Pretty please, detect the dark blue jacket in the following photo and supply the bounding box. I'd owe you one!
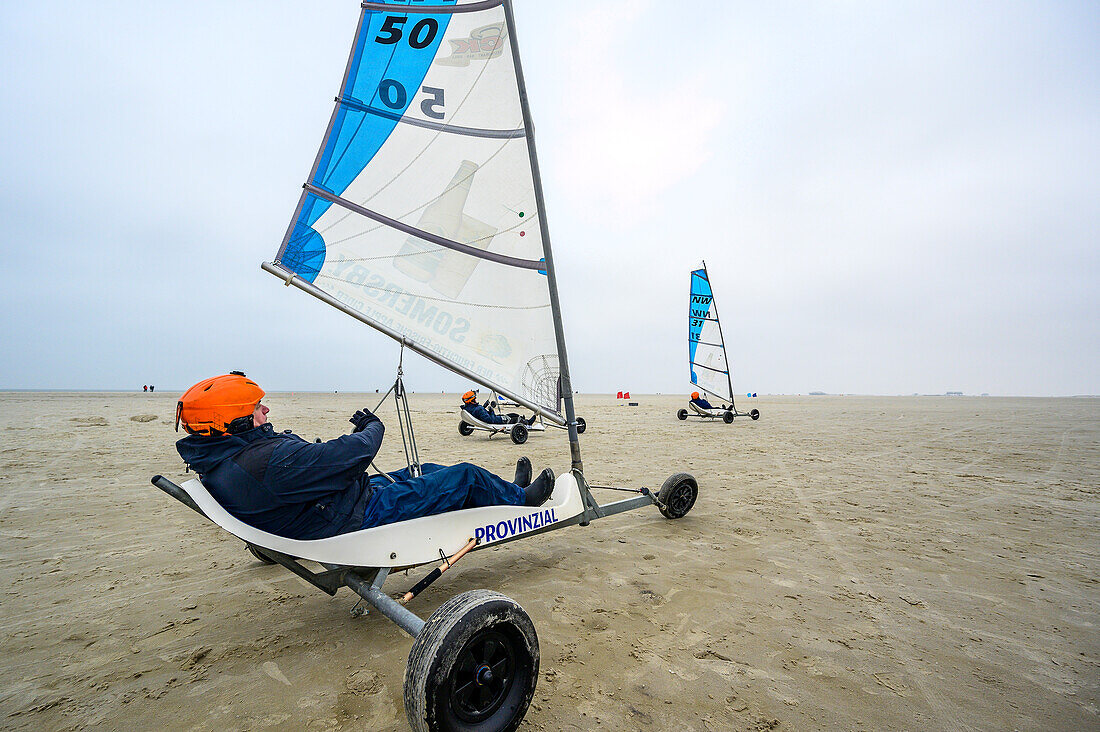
[176,420,385,540]
[690,397,715,410]
[461,402,506,425]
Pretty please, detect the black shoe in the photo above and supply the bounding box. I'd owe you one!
[514,457,532,488]
[525,415,537,426]
[524,468,555,507]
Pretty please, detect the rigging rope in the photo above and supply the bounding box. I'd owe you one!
[367,342,422,482]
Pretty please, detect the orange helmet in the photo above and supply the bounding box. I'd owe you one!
[176,372,265,436]
[691,391,700,399]
[462,390,477,404]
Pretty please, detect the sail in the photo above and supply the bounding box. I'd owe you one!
[272,0,563,418]
[688,265,734,404]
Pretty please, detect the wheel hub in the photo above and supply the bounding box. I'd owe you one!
[670,484,692,513]
[476,664,493,685]
[450,629,516,723]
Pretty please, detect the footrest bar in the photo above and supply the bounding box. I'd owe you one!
[344,571,426,638]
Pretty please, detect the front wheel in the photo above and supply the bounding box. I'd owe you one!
[657,473,698,519]
[723,411,734,424]
[458,421,474,436]
[676,409,688,421]
[404,590,539,732]
[575,417,587,434]
[750,408,760,421]
[510,423,528,445]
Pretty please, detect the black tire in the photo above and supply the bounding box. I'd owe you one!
[458,421,474,436]
[246,544,276,564]
[576,417,587,434]
[405,590,539,732]
[657,473,698,519]
[510,423,528,445]
[723,410,734,424]
[750,409,760,421]
[676,409,688,421]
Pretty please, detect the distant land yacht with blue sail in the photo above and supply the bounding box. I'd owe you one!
[678,262,760,424]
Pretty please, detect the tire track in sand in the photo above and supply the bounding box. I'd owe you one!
[771,453,969,731]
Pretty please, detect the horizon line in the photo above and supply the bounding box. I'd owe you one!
[0,389,1096,399]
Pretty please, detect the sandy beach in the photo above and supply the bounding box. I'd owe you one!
[0,391,1096,730]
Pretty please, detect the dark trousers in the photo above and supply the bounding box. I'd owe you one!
[359,462,525,530]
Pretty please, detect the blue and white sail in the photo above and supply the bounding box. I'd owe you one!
[269,0,565,420]
[688,264,735,405]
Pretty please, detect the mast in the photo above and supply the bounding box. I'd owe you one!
[503,0,583,473]
[702,260,736,408]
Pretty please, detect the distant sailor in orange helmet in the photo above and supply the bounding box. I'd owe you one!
[689,391,715,410]
[460,390,535,426]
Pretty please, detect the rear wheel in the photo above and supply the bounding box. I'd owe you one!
[750,409,760,421]
[405,590,539,732]
[723,411,734,424]
[510,423,528,445]
[657,473,698,519]
[459,421,474,436]
[576,417,587,434]
[676,409,688,421]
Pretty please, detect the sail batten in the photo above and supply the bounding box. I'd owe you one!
[336,95,525,139]
[361,1,505,14]
[303,184,546,270]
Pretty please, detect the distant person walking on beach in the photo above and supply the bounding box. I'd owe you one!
[173,372,555,540]
[143,385,148,392]
[150,385,155,392]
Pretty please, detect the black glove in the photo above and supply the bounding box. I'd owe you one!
[484,399,496,412]
[349,407,380,433]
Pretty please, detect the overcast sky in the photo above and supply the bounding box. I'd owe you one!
[2,1,1097,396]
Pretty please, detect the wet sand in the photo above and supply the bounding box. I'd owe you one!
[0,392,1097,730]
